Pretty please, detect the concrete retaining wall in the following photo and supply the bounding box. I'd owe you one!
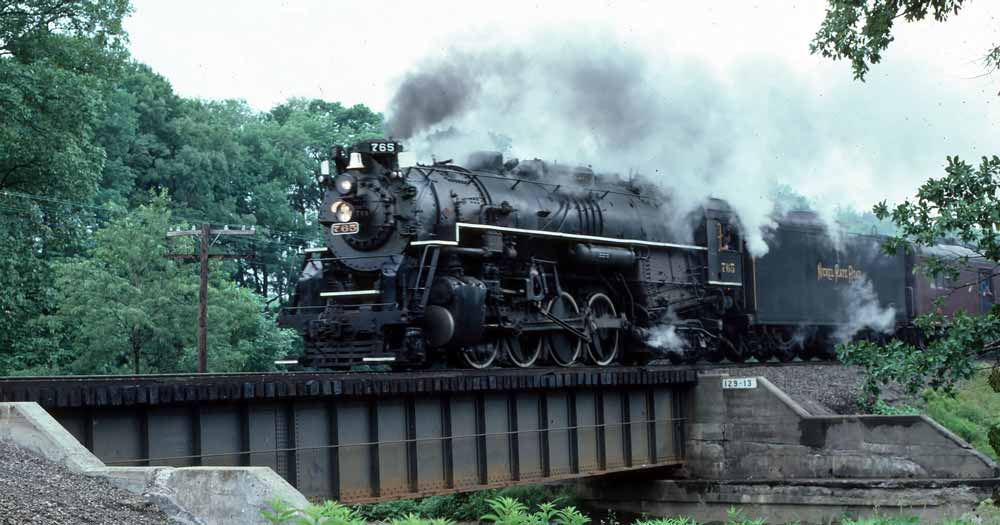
[0,402,308,525]
[688,374,998,481]
[580,374,999,524]
[580,478,995,524]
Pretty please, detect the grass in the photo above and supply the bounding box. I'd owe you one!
[922,368,1000,461]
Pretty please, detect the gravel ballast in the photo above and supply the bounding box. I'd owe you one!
[0,441,169,524]
[711,362,910,414]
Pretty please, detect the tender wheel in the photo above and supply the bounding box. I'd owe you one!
[461,340,499,369]
[586,292,620,366]
[505,334,541,368]
[750,333,773,362]
[721,337,745,363]
[701,329,725,363]
[542,292,583,367]
[772,331,797,363]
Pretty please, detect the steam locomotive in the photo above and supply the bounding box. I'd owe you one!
[278,139,996,369]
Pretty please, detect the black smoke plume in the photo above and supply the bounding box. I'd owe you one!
[383,33,995,255]
[386,59,481,139]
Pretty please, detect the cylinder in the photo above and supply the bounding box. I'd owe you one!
[571,244,636,268]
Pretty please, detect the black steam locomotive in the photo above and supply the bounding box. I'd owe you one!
[278,139,994,369]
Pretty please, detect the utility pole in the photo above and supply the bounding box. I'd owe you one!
[166,223,255,373]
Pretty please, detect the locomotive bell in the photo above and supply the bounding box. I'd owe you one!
[345,152,365,170]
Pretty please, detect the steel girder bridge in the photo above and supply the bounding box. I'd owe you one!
[0,367,695,502]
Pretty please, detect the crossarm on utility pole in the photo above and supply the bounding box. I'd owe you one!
[164,223,256,373]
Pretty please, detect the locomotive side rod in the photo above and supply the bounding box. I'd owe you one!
[535,308,591,342]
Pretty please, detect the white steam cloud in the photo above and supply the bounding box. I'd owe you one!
[834,278,898,342]
[644,325,687,354]
[385,32,996,256]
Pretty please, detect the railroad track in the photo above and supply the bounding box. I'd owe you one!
[676,358,842,372]
[0,358,843,385]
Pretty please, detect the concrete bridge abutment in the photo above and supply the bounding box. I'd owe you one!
[579,373,1000,524]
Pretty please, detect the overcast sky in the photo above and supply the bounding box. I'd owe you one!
[125,1,1000,112]
[124,1,1000,228]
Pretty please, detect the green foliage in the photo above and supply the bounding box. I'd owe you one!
[0,0,132,57]
[723,507,764,525]
[840,516,919,525]
[970,499,1000,525]
[261,498,367,525]
[11,197,296,375]
[923,369,1000,461]
[810,1,972,80]
[833,155,1000,458]
[870,400,919,416]
[875,157,1000,262]
[481,496,589,525]
[633,517,699,525]
[816,0,1000,459]
[269,498,996,525]
[354,484,577,523]
[267,496,589,525]
[0,0,135,374]
[0,1,387,374]
[836,308,993,402]
[387,513,454,525]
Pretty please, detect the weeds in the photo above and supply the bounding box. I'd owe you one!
[923,369,1000,461]
[725,506,765,525]
[480,496,590,525]
[633,517,699,525]
[263,497,995,525]
[261,499,367,525]
[353,484,577,522]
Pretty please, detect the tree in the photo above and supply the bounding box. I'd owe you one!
[236,98,383,299]
[814,1,1000,459]
[0,0,131,59]
[16,196,297,375]
[0,0,134,371]
[811,1,999,82]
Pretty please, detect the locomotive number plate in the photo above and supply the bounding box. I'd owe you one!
[361,141,399,154]
[331,222,360,235]
[722,377,757,389]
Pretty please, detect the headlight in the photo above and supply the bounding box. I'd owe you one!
[333,201,353,223]
[333,174,356,195]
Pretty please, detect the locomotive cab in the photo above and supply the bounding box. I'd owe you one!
[703,203,745,288]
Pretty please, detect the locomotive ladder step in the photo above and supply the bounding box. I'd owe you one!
[410,245,441,309]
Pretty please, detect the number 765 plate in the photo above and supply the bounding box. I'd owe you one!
[331,222,359,235]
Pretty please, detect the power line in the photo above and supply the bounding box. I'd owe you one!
[0,189,323,245]
[167,224,256,374]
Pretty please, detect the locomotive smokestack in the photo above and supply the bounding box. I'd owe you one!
[465,151,503,172]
